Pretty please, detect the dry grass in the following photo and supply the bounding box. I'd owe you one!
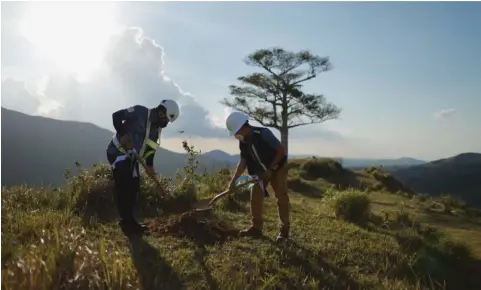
[2,154,481,290]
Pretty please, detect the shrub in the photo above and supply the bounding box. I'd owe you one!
[437,236,472,262]
[439,194,465,213]
[300,157,344,180]
[326,189,371,224]
[64,140,205,224]
[1,185,73,212]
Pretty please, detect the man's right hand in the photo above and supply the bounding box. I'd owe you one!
[120,135,134,149]
[227,179,236,192]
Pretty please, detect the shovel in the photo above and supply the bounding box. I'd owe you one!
[195,177,261,212]
[130,151,168,196]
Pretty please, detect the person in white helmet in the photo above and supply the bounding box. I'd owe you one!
[106,99,180,237]
[225,111,290,242]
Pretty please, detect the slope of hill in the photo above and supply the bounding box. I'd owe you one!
[1,108,234,187]
[391,153,481,207]
[2,158,481,289]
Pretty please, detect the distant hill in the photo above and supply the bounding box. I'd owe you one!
[390,153,481,206]
[338,157,426,169]
[202,150,426,169]
[1,108,235,187]
[202,150,239,163]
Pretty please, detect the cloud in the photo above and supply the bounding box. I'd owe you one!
[2,24,345,144]
[2,26,226,138]
[433,108,457,119]
[289,125,346,141]
[1,78,41,115]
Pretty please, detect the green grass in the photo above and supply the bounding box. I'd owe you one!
[2,152,481,290]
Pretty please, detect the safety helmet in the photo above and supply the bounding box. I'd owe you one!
[225,111,249,136]
[158,99,180,123]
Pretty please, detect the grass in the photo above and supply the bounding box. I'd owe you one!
[2,149,481,290]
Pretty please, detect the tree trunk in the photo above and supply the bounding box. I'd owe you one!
[281,94,289,154]
[280,128,289,155]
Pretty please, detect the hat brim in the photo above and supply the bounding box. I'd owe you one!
[228,121,246,136]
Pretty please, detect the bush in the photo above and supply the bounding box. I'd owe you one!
[300,157,344,180]
[1,185,73,212]
[412,193,430,203]
[439,194,465,213]
[326,189,371,224]
[61,140,205,225]
[437,236,472,262]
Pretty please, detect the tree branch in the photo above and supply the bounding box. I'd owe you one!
[222,47,340,140]
[220,98,281,129]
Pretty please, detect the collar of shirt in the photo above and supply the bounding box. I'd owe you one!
[240,127,254,144]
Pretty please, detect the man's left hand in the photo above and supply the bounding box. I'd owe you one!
[258,169,272,181]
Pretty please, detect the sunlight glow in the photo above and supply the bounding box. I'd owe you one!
[21,2,117,81]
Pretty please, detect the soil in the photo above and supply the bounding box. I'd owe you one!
[145,211,239,245]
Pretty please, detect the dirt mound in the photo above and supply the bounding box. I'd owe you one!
[146,211,239,245]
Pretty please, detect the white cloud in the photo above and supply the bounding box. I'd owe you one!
[2,26,226,138]
[2,19,348,153]
[433,108,457,119]
[1,78,41,115]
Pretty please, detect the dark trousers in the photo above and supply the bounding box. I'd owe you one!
[107,153,140,225]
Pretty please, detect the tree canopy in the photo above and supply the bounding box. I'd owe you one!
[221,47,341,151]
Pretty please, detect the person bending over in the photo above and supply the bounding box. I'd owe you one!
[225,111,290,242]
[106,100,180,236]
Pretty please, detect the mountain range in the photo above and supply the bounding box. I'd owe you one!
[201,150,426,169]
[389,152,481,206]
[1,107,480,207]
[1,108,234,187]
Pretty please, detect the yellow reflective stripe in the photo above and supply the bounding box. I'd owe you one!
[118,147,127,155]
[139,110,151,158]
[146,139,158,150]
[143,150,155,160]
[112,110,160,162]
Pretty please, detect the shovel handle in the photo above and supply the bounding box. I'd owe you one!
[207,177,260,206]
[131,152,164,188]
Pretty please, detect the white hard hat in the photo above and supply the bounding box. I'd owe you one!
[159,99,180,123]
[225,111,249,136]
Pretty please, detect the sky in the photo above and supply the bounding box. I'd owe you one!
[1,1,481,161]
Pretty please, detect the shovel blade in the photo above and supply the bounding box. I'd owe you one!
[193,198,214,211]
[208,190,229,206]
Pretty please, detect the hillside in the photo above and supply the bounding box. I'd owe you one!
[390,153,481,207]
[340,157,426,169]
[1,108,235,187]
[2,156,481,290]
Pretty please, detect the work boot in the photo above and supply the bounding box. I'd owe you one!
[276,226,290,243]
[239,226,262,238]
[137,222,150,236]
[275,232,289,243]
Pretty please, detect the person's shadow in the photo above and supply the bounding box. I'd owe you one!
[258,236,364,290]
[193,246,220,290]
[127,236,185,290]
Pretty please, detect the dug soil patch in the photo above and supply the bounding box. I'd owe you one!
[146,211,239,245]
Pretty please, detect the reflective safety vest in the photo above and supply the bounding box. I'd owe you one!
[111,109,161,163]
